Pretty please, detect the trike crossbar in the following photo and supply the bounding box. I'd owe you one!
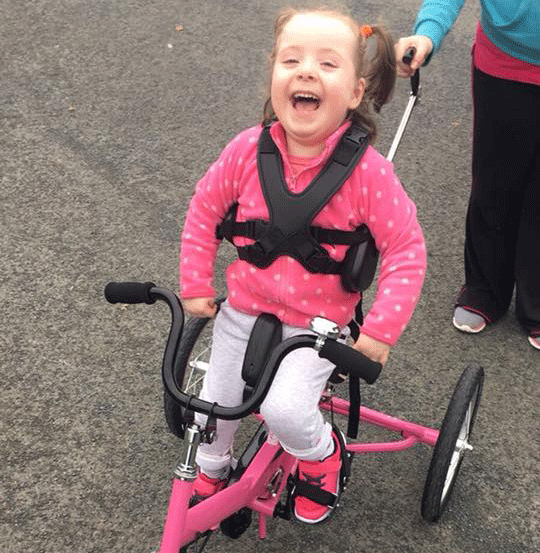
[320,397,439,452]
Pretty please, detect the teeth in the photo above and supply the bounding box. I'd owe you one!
[293,93,319,101]
[292,93,320,109]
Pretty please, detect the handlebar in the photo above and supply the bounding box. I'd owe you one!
[105,281,382,421]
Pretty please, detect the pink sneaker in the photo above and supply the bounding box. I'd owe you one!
[190,473,226,506]
[294,434,342,524]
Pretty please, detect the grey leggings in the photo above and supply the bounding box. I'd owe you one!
[195,301,337,477]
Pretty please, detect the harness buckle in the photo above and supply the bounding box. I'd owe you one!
[258,225,288,255]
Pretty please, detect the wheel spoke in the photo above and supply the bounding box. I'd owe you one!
[184,340,210,394]
[442,450,461,501]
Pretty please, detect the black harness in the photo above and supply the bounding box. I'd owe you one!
[216,123,378,293]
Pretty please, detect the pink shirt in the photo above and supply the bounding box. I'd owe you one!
[474,23,540,86]
[180,121,426,345]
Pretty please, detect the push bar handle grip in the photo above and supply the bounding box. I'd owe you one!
[402,47,415,66]
[318,339,382,385]
[104,281,157,304]
[402,47,420,96]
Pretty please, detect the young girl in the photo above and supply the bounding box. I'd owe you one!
[180,7,426,524]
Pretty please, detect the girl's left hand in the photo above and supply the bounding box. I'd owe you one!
[353,334,391,366]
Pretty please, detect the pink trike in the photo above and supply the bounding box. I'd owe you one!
[105,281,484,553]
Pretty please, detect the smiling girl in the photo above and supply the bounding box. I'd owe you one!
[179,7,426,524]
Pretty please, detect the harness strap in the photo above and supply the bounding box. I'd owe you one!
[257,123,369,241]
[216,123,370,275]
[221,219,372,247]
[347,374,361,439]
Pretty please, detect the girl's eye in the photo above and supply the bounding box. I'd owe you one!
[322,61,337,68]
[283,58,298,65]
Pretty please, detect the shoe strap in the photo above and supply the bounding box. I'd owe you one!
[294,480,337,507]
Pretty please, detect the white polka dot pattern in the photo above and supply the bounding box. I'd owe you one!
[179,122,427,346]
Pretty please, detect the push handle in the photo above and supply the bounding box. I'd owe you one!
[318,339,382,385]
[402,47,420,96]
[402,47,415,66]
[104,281,157,304]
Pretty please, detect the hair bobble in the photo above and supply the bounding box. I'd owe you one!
[359,24,373,38]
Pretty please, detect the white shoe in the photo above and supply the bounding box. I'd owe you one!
[453,307,487,334]
[528,334,540,350]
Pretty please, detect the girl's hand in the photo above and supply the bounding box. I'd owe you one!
[353,334,391,366]
[395,35,433,77]
[183,297,217,318]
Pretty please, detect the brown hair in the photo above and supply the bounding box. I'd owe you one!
[262,6,396,143]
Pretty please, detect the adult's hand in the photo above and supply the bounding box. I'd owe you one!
[395,35,433,77]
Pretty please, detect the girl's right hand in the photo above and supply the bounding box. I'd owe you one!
[183,297,217,318]
[353,333,391,367]
[395,35,433,77]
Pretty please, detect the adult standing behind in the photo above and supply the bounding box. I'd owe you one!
[395,1,540,350]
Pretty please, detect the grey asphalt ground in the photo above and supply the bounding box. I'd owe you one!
[1,1,538,552]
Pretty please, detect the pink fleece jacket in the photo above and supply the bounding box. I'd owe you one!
[180,121,426,345]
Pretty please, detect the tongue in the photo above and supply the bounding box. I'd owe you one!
[295,99,318,112]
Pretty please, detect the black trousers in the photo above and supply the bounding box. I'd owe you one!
[456,67,540,334]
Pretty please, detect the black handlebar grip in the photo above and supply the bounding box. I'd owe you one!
[318,340,382,384]
[104,281,157,304]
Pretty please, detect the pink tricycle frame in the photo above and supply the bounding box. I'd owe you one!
[104,282,483,553]
[157,397,440,553]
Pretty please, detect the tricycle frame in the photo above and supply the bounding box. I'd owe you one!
[103,282,483,553]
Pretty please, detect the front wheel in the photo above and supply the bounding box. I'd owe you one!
[421,364,484,522]
[163,314,214,437]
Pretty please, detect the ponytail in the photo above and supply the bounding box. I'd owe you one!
[350,24,396,143]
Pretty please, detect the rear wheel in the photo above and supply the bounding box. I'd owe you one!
[421,365,484,522]
[164,315,215,437]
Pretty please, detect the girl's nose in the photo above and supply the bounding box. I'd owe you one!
[296,59,316,80]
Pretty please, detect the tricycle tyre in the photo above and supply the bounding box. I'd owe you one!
[163,315,213,437]
[421,364,484,522]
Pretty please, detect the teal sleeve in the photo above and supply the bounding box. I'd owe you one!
[413,0,467,63]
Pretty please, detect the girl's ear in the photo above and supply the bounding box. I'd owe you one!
[349,77,365,110]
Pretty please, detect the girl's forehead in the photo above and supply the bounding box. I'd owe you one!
[277,13,357,49]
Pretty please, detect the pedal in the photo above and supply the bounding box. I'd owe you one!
[220,508,252,539]
[274,475,296,520]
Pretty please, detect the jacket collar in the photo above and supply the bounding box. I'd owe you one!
[268,120,353,168]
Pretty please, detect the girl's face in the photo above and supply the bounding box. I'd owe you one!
[270,13,365,157]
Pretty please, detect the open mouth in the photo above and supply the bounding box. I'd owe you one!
[291,92,320,111]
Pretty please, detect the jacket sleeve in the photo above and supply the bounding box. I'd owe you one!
[414,0,466,59]
[179,132,249,299]
[357,153,427,346]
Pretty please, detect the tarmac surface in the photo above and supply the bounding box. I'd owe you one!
[1,1,538,552]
